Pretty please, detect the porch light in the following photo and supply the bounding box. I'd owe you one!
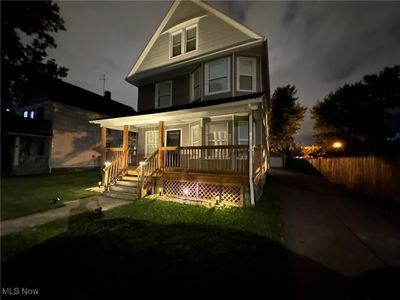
[104,161,111,167]
[98,181,102,187]
[139,161,147,166]
[159,187,163,196]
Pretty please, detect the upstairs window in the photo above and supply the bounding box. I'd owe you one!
[205,57,231,95]
[237,56,257,92]
[155,81,172,108]
[170,24,197,58]
[191,67,201,102]
[171,32,182,57]
[23,111,29,118]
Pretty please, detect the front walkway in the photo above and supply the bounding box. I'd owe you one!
[0,196,130,236]
[273,168,400,277]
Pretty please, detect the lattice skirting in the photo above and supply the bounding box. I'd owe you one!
[163,180,243,206]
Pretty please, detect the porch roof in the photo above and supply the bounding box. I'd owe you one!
[90,96,263,130]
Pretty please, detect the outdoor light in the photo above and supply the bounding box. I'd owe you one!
[104,161,111,167]
[332,141,343,149]
[159,187,163,196]
[139,161,147,166]
[183,188,189,199]
[6,108,10,112]
[98,181,102,187]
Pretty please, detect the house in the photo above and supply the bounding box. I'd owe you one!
[1,80,135,176]
[91,0,271,207]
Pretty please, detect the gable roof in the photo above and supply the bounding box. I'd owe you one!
[126,0,264,80]
[20,80,136,117]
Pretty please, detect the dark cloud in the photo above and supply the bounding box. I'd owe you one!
[48,1,400,144]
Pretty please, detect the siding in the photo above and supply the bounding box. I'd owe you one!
[137,13,254,73]
[51,102,106,169]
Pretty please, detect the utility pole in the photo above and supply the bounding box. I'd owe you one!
[99,74,106,95]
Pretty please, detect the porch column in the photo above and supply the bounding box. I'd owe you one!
[101,127,107,167]
[248,109,255,207]
[158,121,164,169]
[123,125,129,168]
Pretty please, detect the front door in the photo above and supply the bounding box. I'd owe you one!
[166,130,181,147]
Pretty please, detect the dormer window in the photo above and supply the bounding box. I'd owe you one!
[170,24,198,58]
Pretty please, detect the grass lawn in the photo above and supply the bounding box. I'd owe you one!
[1,176,359,298]
[1,170,101,220]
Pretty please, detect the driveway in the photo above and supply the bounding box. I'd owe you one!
[273,168,400,277]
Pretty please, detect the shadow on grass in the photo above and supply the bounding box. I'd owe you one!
[3,212,393,299]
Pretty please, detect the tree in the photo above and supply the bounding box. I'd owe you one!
[1,1,68,109]
[311,66,400,155]
[269,85,307,155]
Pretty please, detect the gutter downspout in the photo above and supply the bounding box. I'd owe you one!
[248,107,255,207]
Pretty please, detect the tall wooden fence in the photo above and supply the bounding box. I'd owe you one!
[307,157,400,204]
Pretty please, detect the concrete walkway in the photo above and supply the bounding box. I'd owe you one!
[1,196,130,237]
[273,168,400,277]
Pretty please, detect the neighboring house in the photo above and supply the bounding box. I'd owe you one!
[2,80,135,176]
[269,152,286,168]
[91,0,271,207]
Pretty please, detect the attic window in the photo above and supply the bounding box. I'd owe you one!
[170,24,197,58]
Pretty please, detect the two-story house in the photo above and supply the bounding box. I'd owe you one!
[2,79,135,176]
[91,0,270,207]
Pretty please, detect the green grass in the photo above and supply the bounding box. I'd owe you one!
[1,177,282,262]
[1,171,102,220]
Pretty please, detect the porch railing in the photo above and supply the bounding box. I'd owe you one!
[137,149,159,197]
[102,148,128,188]
[160,145,249,175]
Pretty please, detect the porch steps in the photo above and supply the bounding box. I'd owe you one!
[104,174,139,201]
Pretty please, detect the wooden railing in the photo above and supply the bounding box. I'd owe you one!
[137,149,159,197]
[160,145,249,174]
[102,148,128,188]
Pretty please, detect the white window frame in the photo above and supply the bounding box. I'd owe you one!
[204,57,231,96]
[164,128,183,147]
[155,80,172,109]
[236,56,257,92]
[206,121,229,146]
[238,120,249,145]
[190,124,200,146]
[145,130,159,156]
[190,67,201,102]
[169,23,198,58]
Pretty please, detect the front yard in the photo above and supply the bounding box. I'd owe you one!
[1,175,357,299]
[1,170,101,220]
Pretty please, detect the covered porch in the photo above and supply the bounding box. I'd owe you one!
[90,97,267,206]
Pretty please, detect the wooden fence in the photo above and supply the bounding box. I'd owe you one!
[307,157,400,204]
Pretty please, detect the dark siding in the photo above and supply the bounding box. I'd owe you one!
[172,75,190,106]
[138,83,155,111]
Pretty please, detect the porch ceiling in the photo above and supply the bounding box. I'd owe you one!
[90,98,262,130]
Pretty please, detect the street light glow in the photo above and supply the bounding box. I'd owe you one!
[332,141,343,149]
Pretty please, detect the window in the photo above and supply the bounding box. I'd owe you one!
[155,81,172,108]
[237,56,257,92]
[171,32,182,57]
[207,122,228,145]
[191,125,200,146]
[30,110,35,119]
[238,121,249,145]
[23,111,28,118]
[186,26,197,52]
[191,68,200,101]
[170,24,197,58]
[205,57,231,95]
[145,130,158,156]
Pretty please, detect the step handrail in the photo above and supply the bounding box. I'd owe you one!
[102,148,129,189]
[136,149,159,197]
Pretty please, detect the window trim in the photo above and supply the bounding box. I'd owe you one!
[238,120,249,145]
[236,56,257,92]
[164,128,183,147]
[190,124,200,146]
[190,67,201,102]
[145,130,159,156]
[155,80,172,109]
[204,56,231,96]
[169,23,198,59]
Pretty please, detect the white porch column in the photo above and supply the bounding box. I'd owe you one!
[248,108,255,207]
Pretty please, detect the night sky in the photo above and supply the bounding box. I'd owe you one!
[48,1,400,144]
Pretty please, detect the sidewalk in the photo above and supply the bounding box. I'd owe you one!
[1,196,130,237]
